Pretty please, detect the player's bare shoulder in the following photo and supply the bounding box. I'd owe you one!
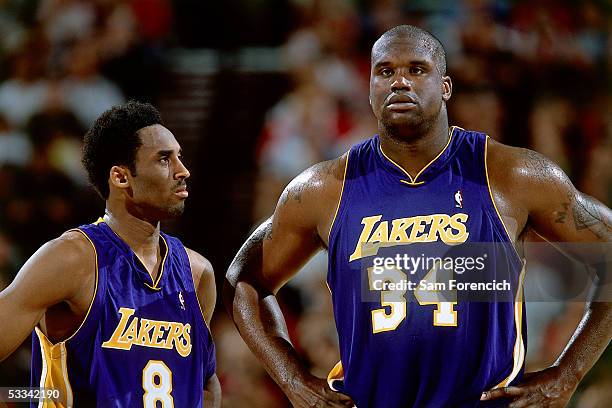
[486,138,575,204]
[185,248,215,324]
[1,229,96,319]
[43,230,97,301]
[275,153,349,242]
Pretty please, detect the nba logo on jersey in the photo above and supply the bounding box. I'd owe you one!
[455,190,463,208]
[179,291,186,310]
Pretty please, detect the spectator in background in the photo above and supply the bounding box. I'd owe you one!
[60,38,124,128]
[27,81,87,186]
[0,48,49,129]
[37,0,96,47]
[0,114,32,167]
[0,232,21,286]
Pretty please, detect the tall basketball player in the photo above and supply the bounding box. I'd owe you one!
[224,26,611,407]
[0,101,220,407]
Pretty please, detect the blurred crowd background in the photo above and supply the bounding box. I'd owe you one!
[0,0,610,406]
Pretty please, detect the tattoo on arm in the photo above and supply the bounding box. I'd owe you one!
[279,184,305,206]
[264,222,273,240]
[555,203,570,224]
[571,195,611,240]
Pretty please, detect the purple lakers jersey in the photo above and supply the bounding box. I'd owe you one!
[327,127,526,407]
[30,219,216,407]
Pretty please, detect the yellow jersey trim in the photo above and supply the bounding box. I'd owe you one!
[35,328,74,407]
[399,179,425,186]
[142,234,168,290]
[186,250,214,333]
[153,234,169,289]
[327,360,344,392]
[494,261,526,388]
[100,217,167,291]
[379,126,456,185]
[484,136,522,261]
[63,228,99,343]
[327,151,350,244]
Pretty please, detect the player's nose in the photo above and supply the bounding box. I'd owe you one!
[391,75,411,92]
[175,159,190,179]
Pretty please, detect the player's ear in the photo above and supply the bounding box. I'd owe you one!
[109,165,131,190]
[442,75,452,101]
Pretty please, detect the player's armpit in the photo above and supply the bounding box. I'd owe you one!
[186,248,216,326]
[0,230,95,361]
[203,373,221,408]
[229,155,346,294]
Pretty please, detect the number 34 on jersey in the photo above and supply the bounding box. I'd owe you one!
[368,261,458,333]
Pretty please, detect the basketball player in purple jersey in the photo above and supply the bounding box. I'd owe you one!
[225,26,611,407]
[0,101,220,407]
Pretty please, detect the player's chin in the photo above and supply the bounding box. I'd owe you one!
[164,202,186,218]
[381,112,420,129]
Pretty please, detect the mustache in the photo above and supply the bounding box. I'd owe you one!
[174,181,187,189]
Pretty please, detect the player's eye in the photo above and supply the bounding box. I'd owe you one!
[159,157,170,165]
[410,66,425,75]
[380,68,393,77]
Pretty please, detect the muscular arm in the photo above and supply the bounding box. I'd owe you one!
[224,156,355,408]
[483,140,612,406]
[186,248,221,408]
[0,231,95,361]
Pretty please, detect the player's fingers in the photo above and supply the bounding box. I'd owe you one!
[326,390,355,406]
[508,392,539,408]
[481,386,524,400]
[508,398,533,408]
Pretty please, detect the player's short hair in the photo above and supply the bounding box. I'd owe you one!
[372,25,447,75]
[82,101,163,199]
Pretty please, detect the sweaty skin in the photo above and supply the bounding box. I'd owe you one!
[225,28,611,408]
[0,125,221,407]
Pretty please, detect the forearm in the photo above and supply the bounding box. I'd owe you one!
[203,374,221,408]
[231,281,312,391]
[555,301,612,383]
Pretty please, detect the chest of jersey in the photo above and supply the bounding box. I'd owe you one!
[327,129,525,408]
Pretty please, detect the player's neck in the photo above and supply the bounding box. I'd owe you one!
[378,119,450,178]
[103,207,161,254]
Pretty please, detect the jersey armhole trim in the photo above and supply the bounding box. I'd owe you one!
[184,247,214,336]
[484,136,522,262]
[327,360,344,391]
[62,228,99,344]
[493,260,527,389]
[327,151,350,244]
[35,327,74,407]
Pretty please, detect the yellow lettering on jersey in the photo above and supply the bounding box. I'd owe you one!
[151,322,171,347]
[349,213,470,261]
[102,307,136,350]
[102,308,193,357]
[349,215,382,261]
[389,218,412,243]
[118,316,139,344]
[427,214,449,242]
[175,325,192,358]
[409,215,432,242]
[447,213,469,244]
[135,319,155,346]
